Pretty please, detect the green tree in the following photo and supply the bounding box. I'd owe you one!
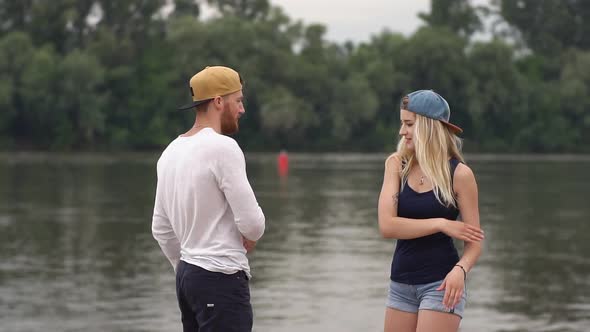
[513,82,567,152]
[258,86,318,148]
[419,0,482,37]
[0,0,32,34]
[0,32,35,144]
[0,0,587,152]
[467,40,528,151]
[172,0,201,17]
[495,0,590,56]
[54,50,107,148]
[0,0,95,53]
[397,27,474,135]
[20,45,61,147]
[558,49,590,149]
[349,32,411,148]
[328,73,378,144]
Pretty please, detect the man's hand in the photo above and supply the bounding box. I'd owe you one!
[243,237,257,253]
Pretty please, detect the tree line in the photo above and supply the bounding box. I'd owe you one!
[0,0,588,152]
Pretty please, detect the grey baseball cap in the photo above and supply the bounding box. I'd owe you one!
[402,90,463,134]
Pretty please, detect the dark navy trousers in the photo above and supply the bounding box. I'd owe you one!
[176,261,253,332]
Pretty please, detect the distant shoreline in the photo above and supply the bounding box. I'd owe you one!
[0,151,589,165]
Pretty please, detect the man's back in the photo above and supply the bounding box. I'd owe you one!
[153,65,263,331]
[152,128,265,277]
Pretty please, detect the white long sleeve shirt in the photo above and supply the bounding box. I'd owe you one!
[151,128,265,278]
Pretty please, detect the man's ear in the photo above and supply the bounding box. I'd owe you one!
[213,96,223,109]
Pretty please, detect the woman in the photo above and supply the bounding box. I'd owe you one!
[378,90,484,332]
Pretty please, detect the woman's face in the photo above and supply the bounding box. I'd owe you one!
[399,109,416,151]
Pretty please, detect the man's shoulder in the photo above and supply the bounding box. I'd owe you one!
[157,137,181,162]
[207,132,242,153]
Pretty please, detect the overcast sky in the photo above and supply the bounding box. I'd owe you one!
[270,0,431,43]
[269,0,491,43]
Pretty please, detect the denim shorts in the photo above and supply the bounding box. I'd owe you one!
[386,279,467,318]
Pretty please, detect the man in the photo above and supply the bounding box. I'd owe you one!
[152,66,265,332]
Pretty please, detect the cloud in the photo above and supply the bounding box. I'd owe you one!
[270,0,430,42]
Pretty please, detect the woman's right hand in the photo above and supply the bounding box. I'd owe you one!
[439,218,484,243]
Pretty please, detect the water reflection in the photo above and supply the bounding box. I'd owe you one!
[0,154,588,332]
[461,161,590,332]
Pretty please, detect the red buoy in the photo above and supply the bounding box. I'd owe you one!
[277,150,289,177]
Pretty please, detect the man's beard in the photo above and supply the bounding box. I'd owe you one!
[220,104,239,135]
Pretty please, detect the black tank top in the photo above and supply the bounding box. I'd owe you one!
[390,158,461,284]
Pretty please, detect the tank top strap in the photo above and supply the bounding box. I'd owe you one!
[449,158,461,185]
[450,158,460,175]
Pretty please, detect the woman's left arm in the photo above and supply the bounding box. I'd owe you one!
[439,163,483,309]
[455,163,483,273]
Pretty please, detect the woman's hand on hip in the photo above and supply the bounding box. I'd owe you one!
[437,266,465,310]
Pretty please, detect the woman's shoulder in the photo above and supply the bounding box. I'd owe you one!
[385,153,403,172]
[453,162,476,186]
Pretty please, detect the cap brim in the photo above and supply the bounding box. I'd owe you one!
[442,121,463,134]
[176,98,212,111]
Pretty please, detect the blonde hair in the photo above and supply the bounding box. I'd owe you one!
[396,113,464,207]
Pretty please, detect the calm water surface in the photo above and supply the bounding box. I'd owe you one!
[0,153,589,332]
